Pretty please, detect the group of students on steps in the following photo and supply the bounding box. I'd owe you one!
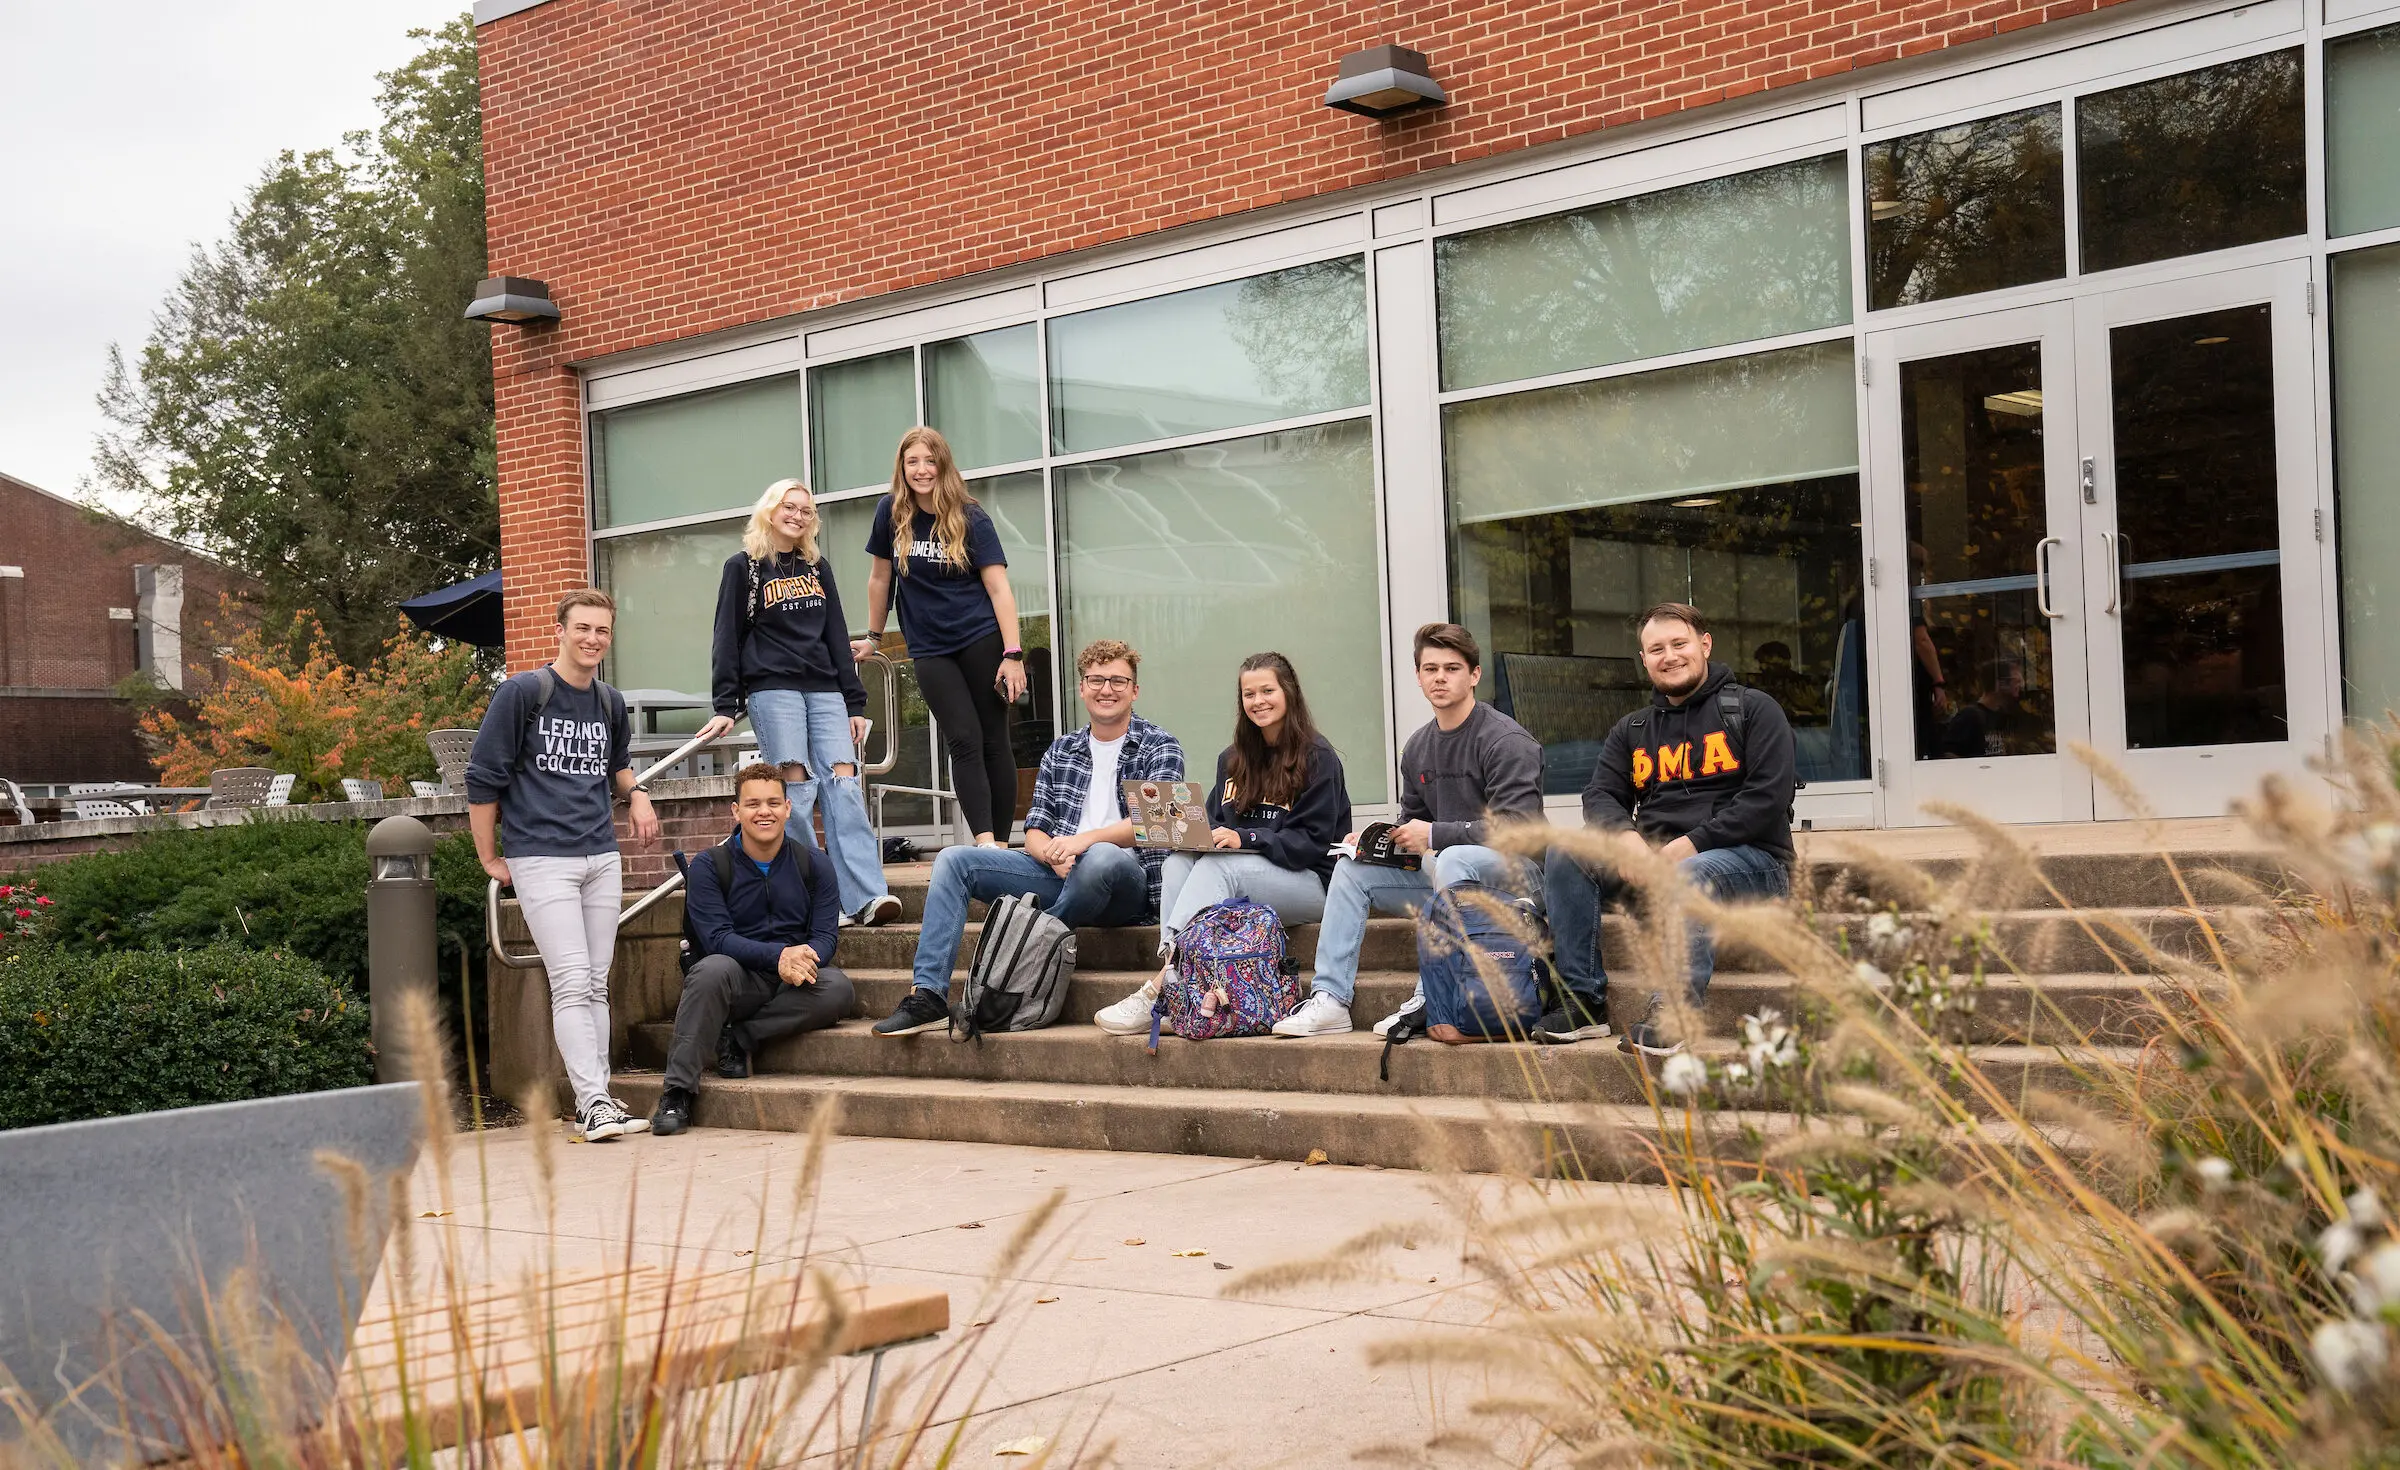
[466,425,1800,1143]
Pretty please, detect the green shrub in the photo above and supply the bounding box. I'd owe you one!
[18,815,488,988]
[0,944,370,1129]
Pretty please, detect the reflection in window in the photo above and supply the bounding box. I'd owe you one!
[597,523,742,698]
[1436,155,1851,392]
[1866,107,2065,311]
[808,349,915,493]
[1899,343,2059,762]
[2333,244,2400,723]
[1444,341,1867,793]
[925,325,1041,472]
[1047,258,1369,455]
[1056,422,1387,801]
[593,376,801,529]
[2108,305,2287,748]
[2077,50,2305,274]
[2329,25,2400,238]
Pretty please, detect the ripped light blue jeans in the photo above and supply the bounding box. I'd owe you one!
[746,688,891,917]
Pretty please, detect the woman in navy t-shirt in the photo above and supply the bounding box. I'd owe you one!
[850,427,1028,846]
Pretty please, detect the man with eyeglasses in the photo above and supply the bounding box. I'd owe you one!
[874,639,1187,1036]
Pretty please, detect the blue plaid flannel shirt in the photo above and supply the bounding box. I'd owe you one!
[1021,713,1187,916]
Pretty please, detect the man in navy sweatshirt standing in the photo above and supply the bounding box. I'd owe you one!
[1546,601,1798,1058]
[650,762,854,1136]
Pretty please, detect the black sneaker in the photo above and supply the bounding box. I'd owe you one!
[577,1097,629,1142]
[872,987,952,1037]
[651,1085,694,1137]
[1618,1021,1684,1057]
[1533,995,1612,1045]
[716,1023,751,1079]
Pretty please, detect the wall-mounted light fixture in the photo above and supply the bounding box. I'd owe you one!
[464,275,560,324]
[1324,45,1447,119]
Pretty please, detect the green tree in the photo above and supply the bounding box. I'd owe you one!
[94,16,496,669]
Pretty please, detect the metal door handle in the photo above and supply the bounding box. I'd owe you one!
[2099,531,2122,614]
[2035,535,2064,618]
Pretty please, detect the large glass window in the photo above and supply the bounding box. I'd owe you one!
[1057,421,1386,801]
[925,325,1041,472]
[1047,259,1369,454]
[592,376,801,529]
[1866,107,2065,310]
[2332,246,2400,723]
[597,523,742,699]
[2329,25,2400,239]
[809,349,915,493]
[1445,341,1867,792]
[1437,155,1851,391]
[2077,50,2306,274]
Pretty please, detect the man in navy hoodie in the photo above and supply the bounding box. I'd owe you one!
[1545,601,1798,1058]
[650,762,854,1136]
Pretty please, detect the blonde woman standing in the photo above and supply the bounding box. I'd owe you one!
[850,427,1028,846]
[699,479,901,926]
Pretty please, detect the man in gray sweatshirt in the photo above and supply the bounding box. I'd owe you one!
[1272,622,1547,1038]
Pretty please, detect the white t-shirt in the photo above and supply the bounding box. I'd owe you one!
[1076,732,1127,835]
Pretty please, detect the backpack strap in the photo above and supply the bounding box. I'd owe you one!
[746,555,762,629]
[708,831,816,902]
[1717,683,1746,758]
[523,666,556,727]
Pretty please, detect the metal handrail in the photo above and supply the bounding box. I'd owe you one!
[488,657,900,968]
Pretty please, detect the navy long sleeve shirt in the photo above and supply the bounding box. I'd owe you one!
[681,834,842,973]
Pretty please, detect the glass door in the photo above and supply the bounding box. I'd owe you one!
[2074,259,2331,819]
[1865,301,2097,823]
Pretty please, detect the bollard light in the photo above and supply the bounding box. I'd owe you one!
[365,815,440,1085]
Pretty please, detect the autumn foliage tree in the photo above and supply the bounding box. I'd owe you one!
[141,602,489,801]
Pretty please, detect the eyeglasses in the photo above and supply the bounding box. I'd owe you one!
[1079,675,1134,692]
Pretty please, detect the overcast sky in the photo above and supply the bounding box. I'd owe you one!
[0,0,466,513]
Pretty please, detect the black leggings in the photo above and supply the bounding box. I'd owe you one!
[915,630,1017,839]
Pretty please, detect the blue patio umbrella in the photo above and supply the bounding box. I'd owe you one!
[399,568,504,647]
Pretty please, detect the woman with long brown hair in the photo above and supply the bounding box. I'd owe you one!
[849,427,1028,847]
[1092,651,1351,1035]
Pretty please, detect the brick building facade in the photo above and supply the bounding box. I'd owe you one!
[475,0,2400,831]
[0,473,256,786]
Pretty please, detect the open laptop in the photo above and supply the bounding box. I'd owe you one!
[1122,779,1215,851]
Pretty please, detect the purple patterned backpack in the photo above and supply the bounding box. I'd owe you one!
[1147,897,1301,1049]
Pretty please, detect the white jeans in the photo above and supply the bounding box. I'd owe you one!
[512,852,622,1112]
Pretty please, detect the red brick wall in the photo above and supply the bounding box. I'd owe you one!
[482,0,2123,664]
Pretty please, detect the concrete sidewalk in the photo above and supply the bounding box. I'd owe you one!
[387,1121,1596,1467]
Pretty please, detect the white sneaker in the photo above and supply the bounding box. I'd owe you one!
[609,1095,651,1134]
[1371,993,1425,1038]
[577,1098,628,1142]
[859,894,903,927]
[1272,991,1353,1038]
[1093,979,1161,1035]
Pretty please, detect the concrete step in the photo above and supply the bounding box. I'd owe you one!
[606,1071,1788,1179]
[828,968,2185,1046]
[822,906,2249,977]
[628,1017,2134,1115]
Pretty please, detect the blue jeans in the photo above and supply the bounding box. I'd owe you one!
[1543,841,1789,1015]
[747,689,891,918]
[1307,844,1536,1005]
[910,841,1150,994]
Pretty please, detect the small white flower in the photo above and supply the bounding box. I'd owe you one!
[2312,1318,2390,1394]
[2352,1187,2387,1231]
[1853,961,1891,992]
[1741,1010,1798,1072]
[1722,1061,1752,1085]
[2353,1244,2400,1316]
[2323,1220,2366,1274]
[2195,1156,2234,1191]
[1866,913,1899,942]
[1659,1051,1708,1097]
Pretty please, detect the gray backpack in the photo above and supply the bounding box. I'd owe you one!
[950,893,1076,1040]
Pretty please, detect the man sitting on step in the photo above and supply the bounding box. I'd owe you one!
[1544,601,1797,1059]
[1272,622,1546,1041]
[651,762,854,1135]
[872,639,1187,1037]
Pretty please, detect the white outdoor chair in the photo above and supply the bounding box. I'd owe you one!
[69,783,148,815]
[264,773,297,806]
[206,767,276,809]
[426,730,476,793]
[73,799,141,821]
[341,778,385,803]
[409,780,446,799]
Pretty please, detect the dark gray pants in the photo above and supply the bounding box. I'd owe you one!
[664,953,854,1092]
